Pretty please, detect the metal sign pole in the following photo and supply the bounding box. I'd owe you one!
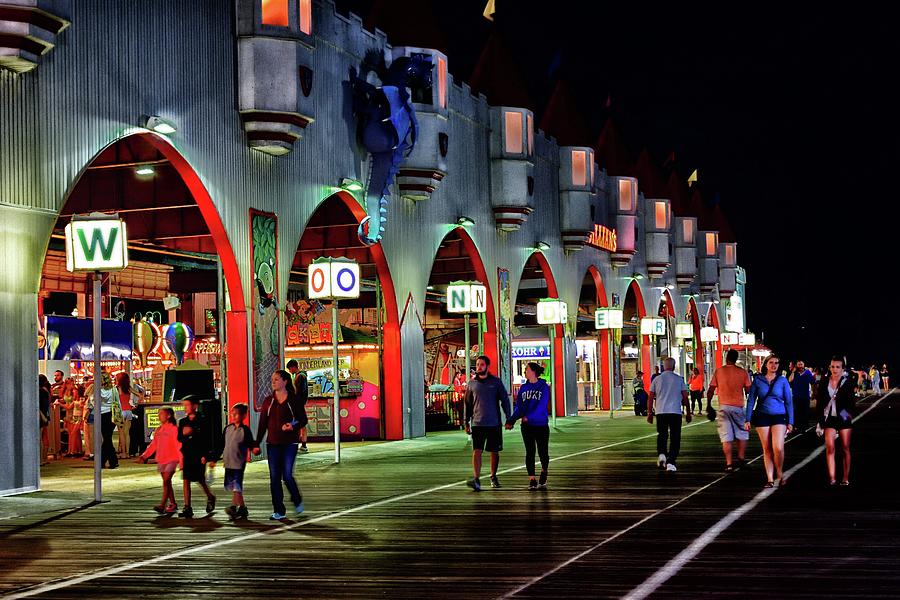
[549,325,557,427]
[609,330,616,419]
[464,313,471,384]
[332,300,341,464]
[92,272,102,503]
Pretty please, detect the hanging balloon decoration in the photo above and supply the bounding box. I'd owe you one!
[163,322,194,365]
[133,319,155,367]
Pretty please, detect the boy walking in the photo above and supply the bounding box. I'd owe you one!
[464,355,511,491]
[177,395,216,518]
[222,403,253,520]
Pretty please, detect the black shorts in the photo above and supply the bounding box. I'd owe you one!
[471,426,503,452]
[822,416,853,431]
[182,458,205,482]
[751,412,788,428]
[224,467,245,492]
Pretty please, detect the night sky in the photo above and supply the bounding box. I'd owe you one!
[336,1,898,371]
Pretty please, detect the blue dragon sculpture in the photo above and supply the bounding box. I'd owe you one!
[349,52,433,246]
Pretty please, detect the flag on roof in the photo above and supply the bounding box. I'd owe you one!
[483,0,496,21]
[687,169,698,186]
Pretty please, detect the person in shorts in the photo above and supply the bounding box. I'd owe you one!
[221,403,253,520]
[177,396,217,518]
[707,349,752,472]
[138,406,181,515]
[464,355,511,491]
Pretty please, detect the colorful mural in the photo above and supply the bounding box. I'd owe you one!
[250,210,280,411]
[498,268,512,389]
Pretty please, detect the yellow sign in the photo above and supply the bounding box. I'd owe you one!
[586,224,617,252]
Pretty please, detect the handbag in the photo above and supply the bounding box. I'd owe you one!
[111,396,125,427]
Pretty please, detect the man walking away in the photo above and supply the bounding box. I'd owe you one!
[464,355,511,491]
[707,349,752,472]
[286,359,310,453]
[648,358,691,472]
[870,365,882,396]
[789,360,816,432]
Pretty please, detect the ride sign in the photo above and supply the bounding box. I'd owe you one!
[65,216,129,272]
[308,258,360,300]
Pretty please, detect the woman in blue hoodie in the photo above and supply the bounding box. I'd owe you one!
[745,354,793,488]
[506,362,551,490]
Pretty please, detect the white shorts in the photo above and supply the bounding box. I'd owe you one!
[717,404,749,443]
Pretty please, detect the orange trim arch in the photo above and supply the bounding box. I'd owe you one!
[707,303,723,371]
[451,227,499,367]
[688,297,703,375]
[624,279,651,389]
[521,252,565,416]
[584,266,612,410]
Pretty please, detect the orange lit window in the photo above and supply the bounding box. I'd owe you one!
[262,0,289,26]
[683,220,694,244]
[655,201,667,229]
[706,232,717,256]
[504,111,523,154]
[571,150,587,186]
[526,113,534,154]
[299,0,312,34]
[436,56,447,109]
[725,244,735,265]
[588,150,594,186]
[618,179,634,212]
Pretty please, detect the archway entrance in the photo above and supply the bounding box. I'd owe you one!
[621,280,649,405]
[513,252,564,417]
[289,192,402,441]
[576,266,608,410]
[707,303,723,375]
[657,289,678,376]
[38,132,247,467]
[423,228,498,431]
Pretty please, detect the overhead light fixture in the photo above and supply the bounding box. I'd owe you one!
[632,273,644,280]
[456,216,475,227]
[135,166,155,176]
[340,178,364,192]
[666,283,675,290]
[141,115,177,135]
[535,241,550,251]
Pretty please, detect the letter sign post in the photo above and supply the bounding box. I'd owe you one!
[537,298,567,427]
[594,307,624,418]
[64,213,129,503]
[308,257,360,464]
[446,281,487,409]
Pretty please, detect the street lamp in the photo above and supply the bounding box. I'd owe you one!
[446,280,488,397]
[64,213,128,503]
[308,257,360,464]
[537,298,567,427]
[595,307,624,418]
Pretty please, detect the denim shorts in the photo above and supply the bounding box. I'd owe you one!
[717,404,750,442]
[751,411,789,427]
[224,467,245,492]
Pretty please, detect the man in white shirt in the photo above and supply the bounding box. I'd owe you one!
[648,357,691,472]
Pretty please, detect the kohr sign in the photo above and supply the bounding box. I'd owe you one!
[65,216,128,272]
[308,258,360,300]
[446,281,487,314]
[511,344,550,359]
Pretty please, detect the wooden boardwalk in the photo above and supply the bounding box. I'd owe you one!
[1,396,898,599]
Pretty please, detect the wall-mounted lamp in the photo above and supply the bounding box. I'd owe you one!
[135,166,155,176]
[456,216,475,227]
[535,241,550,252]
[340,178,364,192]
[632,272,644,280]
[141,115,177,135]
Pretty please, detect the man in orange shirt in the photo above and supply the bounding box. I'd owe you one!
[707,349,752,472]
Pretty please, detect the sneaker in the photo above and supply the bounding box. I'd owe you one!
[295,502,304,514]
[528,478,538,491]
[538,470,548,488]
[206,496,216,514]
[224,505,236,518]
[490,475,501,489]
[179,506,194,518]
[270,512,286,520]
[725,464,735,474]
[466,477,482,492]
[657,454,667,469]
[153,504,166,514]
[235,505,249,520]
[299,445,309,453]
[164,504,178,515]
[666,463,677,473]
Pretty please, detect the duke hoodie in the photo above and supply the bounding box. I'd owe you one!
[508,379,551,427]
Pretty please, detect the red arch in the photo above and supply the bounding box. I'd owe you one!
[659,290,676,317]
[584,265,613,410]
[624,279,651,389]
[522,252,565,416]
[61,132,250,408]
[331,192,404,440]
[708,303,723,371]
[688,297,703,375]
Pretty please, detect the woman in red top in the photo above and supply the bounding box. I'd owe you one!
[138,407,181,514]
[254,369,307,520]
[689,368,704,415]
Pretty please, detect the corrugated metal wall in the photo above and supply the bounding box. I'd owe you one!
[0,0,708,494]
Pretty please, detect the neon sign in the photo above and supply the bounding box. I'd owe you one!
[585,224,617,253]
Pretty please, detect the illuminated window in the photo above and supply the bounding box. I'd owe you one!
[683,220,694,245]
[618,179,635,212]
[571,150,587,186]
[588,150,594,186]
[436,56,447,109]
[706,232,718,256]
[299,0,312,34]
[655,201,668,230]
[262,0,289,26]
[504,111,523,154]
[725,244,735,265]
[526,113,534,155]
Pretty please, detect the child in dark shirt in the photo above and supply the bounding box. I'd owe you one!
[177,395,216,518]
[222,403,253,520]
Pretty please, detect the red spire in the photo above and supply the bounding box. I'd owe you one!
[593,119,633,177]
[666,170,690,216]
[688,187,710,228]
[629,148,666,198]
[538,79,590,146]
[712,204,736,242]
[468,32,533,109]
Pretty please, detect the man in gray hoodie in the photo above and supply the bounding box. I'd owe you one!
[464,355,511,491]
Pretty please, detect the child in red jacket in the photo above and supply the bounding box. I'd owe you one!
[138,407,181,515]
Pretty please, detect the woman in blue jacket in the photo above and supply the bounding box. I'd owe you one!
[745,354,793,488]
[506,362,551,490]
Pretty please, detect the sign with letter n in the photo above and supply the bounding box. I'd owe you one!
[446,281,487,314]
[64,216,128,272]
